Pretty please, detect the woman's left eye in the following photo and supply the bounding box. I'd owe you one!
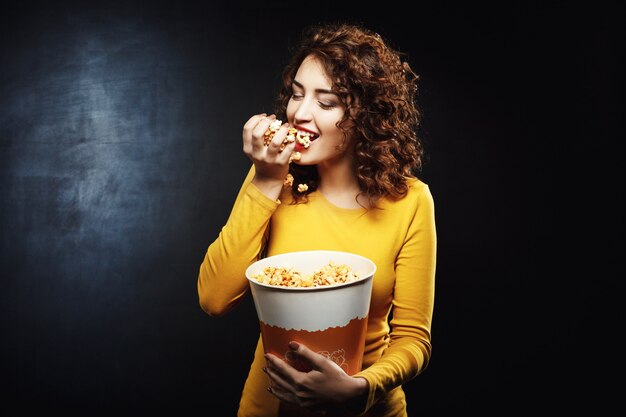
[319,102,335,109]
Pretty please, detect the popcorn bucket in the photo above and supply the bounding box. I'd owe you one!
[245,250,376,375]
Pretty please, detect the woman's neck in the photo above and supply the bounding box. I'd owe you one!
[317,155,369,209]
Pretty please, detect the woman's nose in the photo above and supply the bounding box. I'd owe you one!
[293,98,313,123]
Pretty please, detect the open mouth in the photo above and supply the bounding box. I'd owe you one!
[293,129,319,151]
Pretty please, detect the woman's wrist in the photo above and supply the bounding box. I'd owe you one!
[341,376,369,414]
[251,174,284,202]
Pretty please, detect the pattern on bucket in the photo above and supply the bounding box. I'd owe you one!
[260,316,368,375]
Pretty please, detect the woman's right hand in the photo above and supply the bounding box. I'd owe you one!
[243,113,295,200]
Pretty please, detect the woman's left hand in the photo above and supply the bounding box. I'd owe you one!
[263,341,368,414]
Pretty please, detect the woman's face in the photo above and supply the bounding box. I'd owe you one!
[286,55,352,166]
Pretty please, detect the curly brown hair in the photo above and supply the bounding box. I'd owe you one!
[276,23,423,206]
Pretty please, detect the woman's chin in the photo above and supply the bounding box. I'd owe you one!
[291,158,314,166]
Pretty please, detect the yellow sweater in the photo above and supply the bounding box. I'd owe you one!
[198,165,437,417]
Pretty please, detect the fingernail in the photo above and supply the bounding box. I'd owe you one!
[262,367,267,373]
[285,351,295,361]
[288,341,299,350]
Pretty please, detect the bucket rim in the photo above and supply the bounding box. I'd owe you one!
[245,250,376,292]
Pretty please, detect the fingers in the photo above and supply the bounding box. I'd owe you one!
[266,122,295,160]
[252,114,276,137]
[243,113,274,155]
[243,113,295,182]
[264,353,298,386]
[243,113,266,155]
[245,115,294,159]
[263,361,293,393]
[251,115,277,153]
[265,353,320,408]
[286,342,328,371]
[265,351,332,414]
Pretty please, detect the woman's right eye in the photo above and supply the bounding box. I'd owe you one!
[291,93,303,100]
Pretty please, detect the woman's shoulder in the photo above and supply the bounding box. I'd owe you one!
[375,176,434,212]
[405,175,429,191]
[402,176,434,203]
[375,177,434,221]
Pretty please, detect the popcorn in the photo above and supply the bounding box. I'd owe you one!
[285,129,296,144]
[263,119,283,146]
[253,262,360,288]
[263,120,315,150]
[296,134,311,149]
[262,120,313,193]
[289,152,301,163]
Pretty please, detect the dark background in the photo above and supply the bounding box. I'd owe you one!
[1,0,622,414]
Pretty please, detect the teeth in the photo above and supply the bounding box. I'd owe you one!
[297,129,318,138]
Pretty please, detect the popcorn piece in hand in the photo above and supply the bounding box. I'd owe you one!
[284,173,294,187]
[285,128,297,143]
[263,119,283,146]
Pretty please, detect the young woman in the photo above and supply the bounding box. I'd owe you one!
[198,23,437,417]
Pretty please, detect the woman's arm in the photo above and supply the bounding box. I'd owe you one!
[197,165,279,316]
[353,184,437,412]
[197,114,295,317]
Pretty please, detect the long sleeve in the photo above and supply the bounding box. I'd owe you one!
[197,165,279,317]
[353,184,437,413]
